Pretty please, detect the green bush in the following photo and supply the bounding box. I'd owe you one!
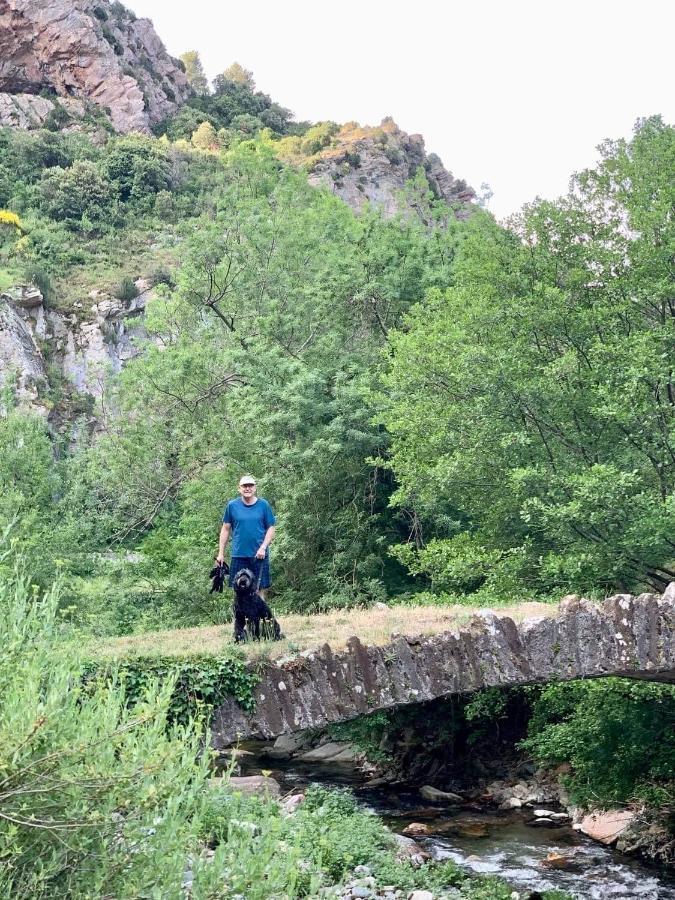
[21,262,53,302]
[521,678,675,807]
[0,550,208,898]
[84,650,259,722]
[113,275,139,301]
[39,160,113,227]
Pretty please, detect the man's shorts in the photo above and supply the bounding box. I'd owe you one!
[229,556,271,589]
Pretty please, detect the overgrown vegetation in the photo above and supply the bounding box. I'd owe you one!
[522,678,675,808]
[1,542,574,897]
[1,67,673,872]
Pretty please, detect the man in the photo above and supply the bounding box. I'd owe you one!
[217,475,276,599]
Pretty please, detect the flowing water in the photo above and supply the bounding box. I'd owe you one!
[236,742,675,900]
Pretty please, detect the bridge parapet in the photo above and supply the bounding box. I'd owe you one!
[211,587,675,748]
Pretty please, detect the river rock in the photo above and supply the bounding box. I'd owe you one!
[401,822,431,837]
[300,741,358,762]
[541,851,573,869]
[209,775,281,798]
[393,833,431,867]
[419,785,463,803]
[575,809,635,844]
[266,731,309,758]
[408,891,434,900]
[280,793,305,815]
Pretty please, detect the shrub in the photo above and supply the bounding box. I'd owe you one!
[521,678,675,807]
[113,275,139,301]
[0,549,208,898]
[21,263,53,302]
[39,160,113,226]
[150,265,174,286]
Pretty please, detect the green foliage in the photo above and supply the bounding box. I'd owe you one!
[158,64,293,141]
[102,134,171,203]
[180,50,210,95]
[113,274,139,301]
[521,678,675,807]
[39,159,114,226]
[381,116,675,598]
[21,262,53,302]
[0,548,209,899]
[84,651,259,722]
[328,710,394,764]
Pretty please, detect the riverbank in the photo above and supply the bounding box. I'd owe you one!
[227,739,675,899]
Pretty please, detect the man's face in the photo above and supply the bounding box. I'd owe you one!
[238,481,257,501]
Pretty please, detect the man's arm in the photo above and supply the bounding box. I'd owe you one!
[217,522,231,564]
[255,525,275,560]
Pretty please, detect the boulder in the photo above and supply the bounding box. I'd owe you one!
[401,822,431,837]
[392,833,431,867]
[575,809,635,845]
[266,731,310,759]
[299,741,356,762]
[209,775,281,798]
[419,785,463,804]
[280,793,305,815]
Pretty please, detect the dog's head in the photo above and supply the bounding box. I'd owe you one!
[233,567,255,593]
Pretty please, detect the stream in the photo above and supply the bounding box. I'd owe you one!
[236,741,675,900]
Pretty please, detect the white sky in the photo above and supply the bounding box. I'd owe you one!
[127,0,674,220]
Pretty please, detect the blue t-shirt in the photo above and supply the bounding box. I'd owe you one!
[222,497,276,558]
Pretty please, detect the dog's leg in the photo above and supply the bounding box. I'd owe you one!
[250,617,261,640]
[234,609,247,643]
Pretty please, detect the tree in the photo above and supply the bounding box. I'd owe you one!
[180,49,209,95]
[381,117,675,598]
[219,62,255,90]
[191,121,220,151]
[39,160,113,226]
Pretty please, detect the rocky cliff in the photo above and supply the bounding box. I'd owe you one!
[0,0,190,133]
[306,118,475,218]
[0,282,152,418]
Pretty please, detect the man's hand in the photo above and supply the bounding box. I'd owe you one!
[255,546,266,560]
[216,553,225,565]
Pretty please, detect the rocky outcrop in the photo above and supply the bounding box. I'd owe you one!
[0,0,190,133]
[0,280,152,413]
[0,92,87,130]
[307,118,475,219]
[0,288,49,410]
[211,590,675,747]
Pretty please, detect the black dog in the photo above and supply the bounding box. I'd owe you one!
[232,567,282,642]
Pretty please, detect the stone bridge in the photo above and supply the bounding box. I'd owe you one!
[211,588,675,748]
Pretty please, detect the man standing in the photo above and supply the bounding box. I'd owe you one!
[217,475,276,599]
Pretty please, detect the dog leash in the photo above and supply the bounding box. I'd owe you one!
[254,555,265,592]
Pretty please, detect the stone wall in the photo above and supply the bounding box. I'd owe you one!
[211,588,675,747]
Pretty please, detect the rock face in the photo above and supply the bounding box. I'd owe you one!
[307,118,475,218]
[0,290,49,409]
[0,281,152,414]
[211,590,675,747]
[0,0,190,133]
[0,92,87,130]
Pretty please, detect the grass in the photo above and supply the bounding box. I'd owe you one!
[89,600,558,662]
[50,224,180,313]
[0,266,21,292]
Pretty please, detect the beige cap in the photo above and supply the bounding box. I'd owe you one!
[239,474,256,486]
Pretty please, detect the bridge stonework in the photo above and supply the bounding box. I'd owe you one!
[211,588,675,748]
